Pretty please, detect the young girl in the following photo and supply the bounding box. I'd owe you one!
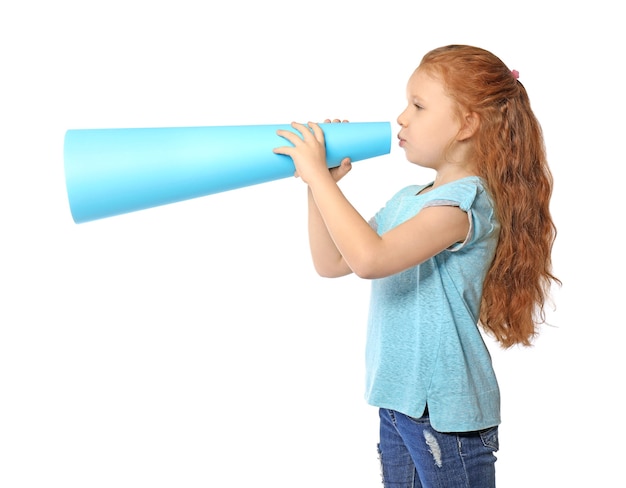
[274,45,558,487]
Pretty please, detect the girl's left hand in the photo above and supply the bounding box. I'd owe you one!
[273,122,332,185]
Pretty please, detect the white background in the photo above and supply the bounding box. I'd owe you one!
[1,1,623,486]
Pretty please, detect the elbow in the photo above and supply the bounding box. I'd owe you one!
[352,268,378,280]
[312,259,352,278]
[317,269,341,279]
[314,262,378,280]
[349,258,381,280]
[315,266,348,279]
[313,262,333,278]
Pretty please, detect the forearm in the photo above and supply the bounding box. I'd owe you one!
[307,187,352,277]
[309,176,382,279]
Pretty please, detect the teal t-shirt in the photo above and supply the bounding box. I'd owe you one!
[365,176,501,432]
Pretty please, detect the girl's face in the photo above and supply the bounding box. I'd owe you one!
[397,68,463,169]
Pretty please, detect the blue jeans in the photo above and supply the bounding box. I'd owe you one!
[377,408,499,488]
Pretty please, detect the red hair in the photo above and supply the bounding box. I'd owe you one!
[419,45,560,347]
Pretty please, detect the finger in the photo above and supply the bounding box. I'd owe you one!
[329,158,352,181]
[330,157,351,170]
[289,121,322,145]
[273,146,295,156]
[307,121,326,143]
[339,157,353,173]
[290,121,311,139]
[276,128,303,146]
[337,157,352,172]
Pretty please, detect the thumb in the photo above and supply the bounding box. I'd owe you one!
[330,157,352,182]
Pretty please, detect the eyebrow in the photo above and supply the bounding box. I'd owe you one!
[408,93,426,104]
[406,85,426,103]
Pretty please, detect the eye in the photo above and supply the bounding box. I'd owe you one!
[414,103,423,110]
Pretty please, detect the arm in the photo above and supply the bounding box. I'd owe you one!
[307,164,353,278]
[307,170,469,279]
[288,119,354,278]
[275,122,470,279]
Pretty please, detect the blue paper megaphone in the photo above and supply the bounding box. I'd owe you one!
[63,121,392,223]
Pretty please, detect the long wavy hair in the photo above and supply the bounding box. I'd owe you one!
[419,45,560,347]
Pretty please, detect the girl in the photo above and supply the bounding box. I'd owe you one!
[274,45,559,487]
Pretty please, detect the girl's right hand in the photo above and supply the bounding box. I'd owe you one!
[329,157,352,182]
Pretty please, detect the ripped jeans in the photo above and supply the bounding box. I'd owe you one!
[377,408,499,488]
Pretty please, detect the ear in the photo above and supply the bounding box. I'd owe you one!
[457,112,480,141]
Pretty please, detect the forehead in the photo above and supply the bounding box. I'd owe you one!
[406,68,447,100]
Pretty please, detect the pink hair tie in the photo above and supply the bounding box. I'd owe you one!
[511,69,520,80]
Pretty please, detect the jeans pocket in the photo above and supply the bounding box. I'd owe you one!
[478,425,499,451]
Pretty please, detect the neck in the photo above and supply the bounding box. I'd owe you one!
[430,141,478,188]
[431,164,478,189]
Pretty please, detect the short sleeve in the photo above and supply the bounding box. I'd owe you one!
[420,178,495,252]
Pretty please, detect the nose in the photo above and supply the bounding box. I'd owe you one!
[397,107,408,127]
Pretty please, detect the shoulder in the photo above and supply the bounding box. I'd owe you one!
[422,177,489,212]
[425,177,498,250]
